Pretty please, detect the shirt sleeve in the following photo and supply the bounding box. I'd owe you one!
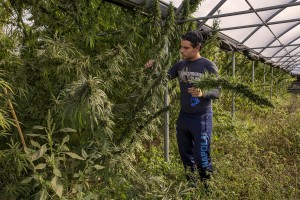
[167,62,180,80]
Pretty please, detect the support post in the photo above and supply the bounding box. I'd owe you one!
[270,67,273,99]
[232,52,236,118]
[263,64,266,91]
[163,36,170,162]
[4,88,27,150]
[252,61,255,84]
[164,87,169,162]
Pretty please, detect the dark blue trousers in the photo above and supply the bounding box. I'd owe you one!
[176,109,213,180]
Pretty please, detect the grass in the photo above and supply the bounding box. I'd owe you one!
[129,93,300,200]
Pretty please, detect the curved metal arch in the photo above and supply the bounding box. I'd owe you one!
[281,49,300,67]
[272,35,300,64]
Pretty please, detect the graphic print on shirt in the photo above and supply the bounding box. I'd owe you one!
[191,97,200,107]
[178,66,203,83]
[178,66,202,107]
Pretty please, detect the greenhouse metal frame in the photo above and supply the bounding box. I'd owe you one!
[107,0,300,76]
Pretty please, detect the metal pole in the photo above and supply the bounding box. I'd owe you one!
[263,64,266,91]
[276,79,279,96]
[252,61,255,84]
[232,52,236,118]
[250,61,255,111]
[163,36,170,162]
[164,87,169,162]
[270,67,273,99]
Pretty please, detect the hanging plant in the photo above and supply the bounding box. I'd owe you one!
[195,74,274,108]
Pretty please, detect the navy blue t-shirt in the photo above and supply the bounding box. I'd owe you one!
[168,57,219,113]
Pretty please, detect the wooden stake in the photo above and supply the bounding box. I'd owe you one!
[4,88,27,149]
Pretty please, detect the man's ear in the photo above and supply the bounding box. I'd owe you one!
[195,44,201,51]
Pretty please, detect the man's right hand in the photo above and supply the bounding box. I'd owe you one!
[188,87,203,97]
[144,59,155,68]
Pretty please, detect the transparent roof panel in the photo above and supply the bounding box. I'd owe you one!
[276,46,297,57]
[220,27,258,42]
[269,4,300,22]
[262,47,283,57]
[193,0,223,17]
[256,10,281,21]
[290,48,300,55]
[217,0,250,13]
[295,58,300,64]
[269,22,299,37]
[243,26,275,47]
[283,60,299,67]
[295,68,300,72]
[280,57,291,62]
[272,57,286,62]
[282,57,300,65]
[291,38,300,44]
[259,41,281,56]
[248,0,292,8]
[278,24,300,44]
[217,13,261,28]
[288,47,300,55]
[164,0,182,8]
[286,60,300,67]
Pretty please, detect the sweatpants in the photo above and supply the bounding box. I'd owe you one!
[176,109,213,180]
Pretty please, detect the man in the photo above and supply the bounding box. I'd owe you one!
[146,30,220,187]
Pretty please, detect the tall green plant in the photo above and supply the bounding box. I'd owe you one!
[21,111,98,199]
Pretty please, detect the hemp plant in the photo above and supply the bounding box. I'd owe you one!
[21,111,88,199]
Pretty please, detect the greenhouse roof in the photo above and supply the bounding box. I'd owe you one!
[110,0,300,76]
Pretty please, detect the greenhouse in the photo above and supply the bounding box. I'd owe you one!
[0,0,299,199]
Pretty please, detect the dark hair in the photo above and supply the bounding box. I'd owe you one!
[181,31,203,48]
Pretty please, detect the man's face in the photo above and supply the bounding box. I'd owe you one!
[180,40,200,61]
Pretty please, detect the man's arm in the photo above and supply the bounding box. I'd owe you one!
[202,88,220,99]
[145,59,179,80]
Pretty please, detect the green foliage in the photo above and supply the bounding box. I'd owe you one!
[21,111,105,199]
[196,74,274,108]
[201,19,222,63]
[61,75,114,141]
[0,139,30,199]
[208,96,300,200]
